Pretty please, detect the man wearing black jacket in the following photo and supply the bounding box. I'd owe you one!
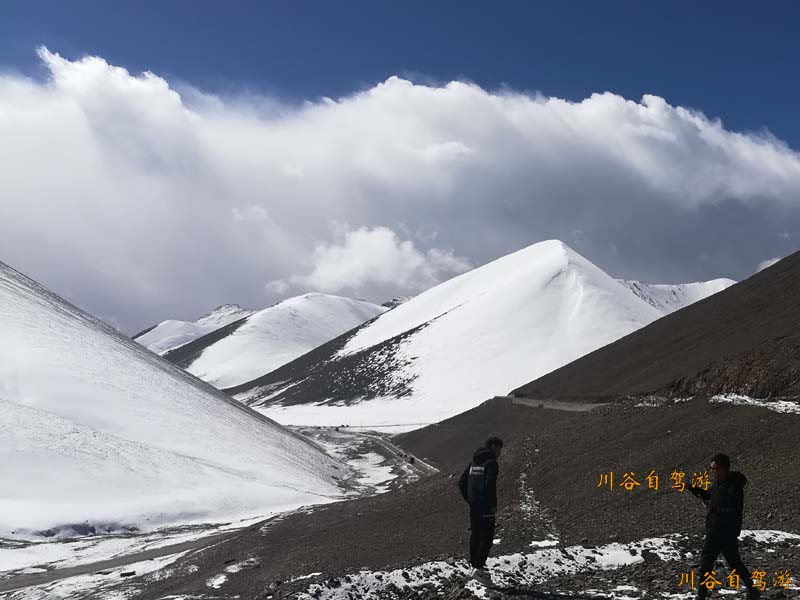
[458,436,503,585]
[689,453,759,600]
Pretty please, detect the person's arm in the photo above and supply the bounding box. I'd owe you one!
[689,484,710,502]
[486,460,498,514]
[457,464,470,503]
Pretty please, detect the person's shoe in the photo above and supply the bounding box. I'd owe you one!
[471,568,493,587]
[746,587,761,600]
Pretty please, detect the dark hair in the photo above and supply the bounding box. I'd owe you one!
[486,436,504,449]
[712,453,731,471]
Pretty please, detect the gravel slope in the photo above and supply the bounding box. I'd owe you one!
[129,398,800,599]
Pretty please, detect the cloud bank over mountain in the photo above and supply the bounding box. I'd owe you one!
[1,47,798,331]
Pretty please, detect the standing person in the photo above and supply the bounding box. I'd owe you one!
[689,453,760,600]
[458,436,503,586]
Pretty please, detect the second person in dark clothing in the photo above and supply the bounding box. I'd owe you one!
[689,453,760,600]
[458,436,503,586]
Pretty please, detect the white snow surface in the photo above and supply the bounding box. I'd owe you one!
[255,399,435,431]
[300,534,686,599]
[0,262,346,537]
[711,394,800,414]
[3,551,188,600]
[620,278,736,314]
[298,530,799,600]
[134,304,255,355]
[186,294,386,389]
[317,240,664,425]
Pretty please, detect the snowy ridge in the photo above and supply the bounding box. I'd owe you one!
[135,304,255,355]
[185,294,387,389]
[246,240,667,427]
[0,261,346,537]
[620,278,736,314]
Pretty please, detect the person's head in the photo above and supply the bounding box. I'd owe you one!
[710,453,731,482]
[486,436,504,458]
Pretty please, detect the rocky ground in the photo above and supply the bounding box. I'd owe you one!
[110,397,800,600]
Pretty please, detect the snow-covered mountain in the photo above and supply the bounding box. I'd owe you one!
[134,304,255,355]
[164,294,387,390]
[620,278,736,314]
[230,241,675,427]
[0,261,346,537]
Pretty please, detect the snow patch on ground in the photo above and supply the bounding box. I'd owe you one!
[347,452,396,493]
[256,398,435,430]
[529,538,559,548]
[711,394,800,414]
[0,530,194,575]
[634,396,695,408]
[739,529,800,543]
[0,516,273,579]
[205,573,226,588]
[299,535,685,599]
[298,530,800,600]
[3,551,187,600]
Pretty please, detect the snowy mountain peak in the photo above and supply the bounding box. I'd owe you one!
[178,293,387,389]
[201,303,250,318]
[236,240,664,427]
[336,239,660,357]
[135,304,255,355]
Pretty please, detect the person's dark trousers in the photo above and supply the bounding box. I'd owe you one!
[469,508,496,569]
[696,533,753,598]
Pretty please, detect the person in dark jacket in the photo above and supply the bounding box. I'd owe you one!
[458,436,503,585]
[689,453,759,600]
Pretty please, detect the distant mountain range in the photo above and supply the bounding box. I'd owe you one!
[137,294,386,389]
[220,240,735,427]
[134,304,255,355]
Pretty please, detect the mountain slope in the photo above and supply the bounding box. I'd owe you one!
[163,294,387,389]
[134,304,255,355]
[229,240,666,427]
[512,250,800,401]
[0,261,346,537]
[620,278,736,314]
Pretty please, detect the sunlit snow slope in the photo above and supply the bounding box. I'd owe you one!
[235,241,668,427]
[621,279,736,314]
[180,294,386,389]
[134,304,255,355]
[0,262,346,537]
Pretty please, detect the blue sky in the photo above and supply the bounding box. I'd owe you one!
[3,1,800,146]
[2,2,800,331]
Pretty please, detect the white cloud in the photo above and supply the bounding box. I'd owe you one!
[1,48,799,332]
[286,226,471,294]
[265,279,290,296]
[757,257,781,272]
